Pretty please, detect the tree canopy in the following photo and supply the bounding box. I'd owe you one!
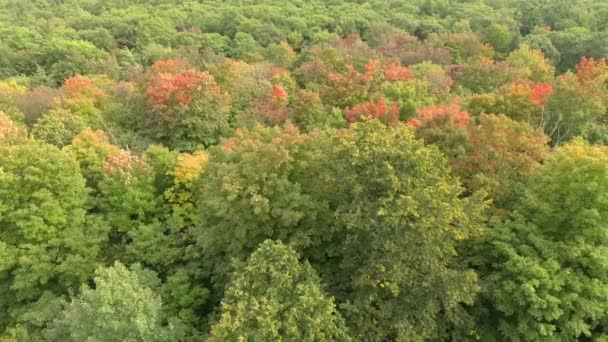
[1,0,608,340]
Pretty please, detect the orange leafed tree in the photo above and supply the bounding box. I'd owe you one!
[530,83,553,107]
[453,114,550,210]
[408,101,471,128]
[147,70,216,109]
[576,56,608,85]
[62,75,107,105]
[323,60,383,107]
[344,98,400,126]
[383,63,413,82]
[151,59,191,74]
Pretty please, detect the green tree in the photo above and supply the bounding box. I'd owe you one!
[30,108,86,147]
[483,24,514,53]
[64,128,121,192]
[544,74,605,144]
[0,142,107,331]
[209,240,350,341]
[506,44,555,82]
[264,41,296,67]
[473,139,608,341]
[453,57,517,93]
[230,32,263,62]
[45,262,184,342]
[380,79,436,120]
[197,121,485,341]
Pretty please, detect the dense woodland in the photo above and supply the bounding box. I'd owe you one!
[1,0,608,341]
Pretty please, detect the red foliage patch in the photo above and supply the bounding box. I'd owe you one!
[530,83,553,107]
[271,84,288,100]
[147,71,216,108]
[344,98,400,126]
[409,101,471,128]
[383,63,413,81]
[63,75,107,102]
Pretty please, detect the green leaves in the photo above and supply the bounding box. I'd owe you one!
[45,262,184,342]
[209,240,350,341]
[0,141,107,331]
[197,121,485,340]
[474,139,608,341]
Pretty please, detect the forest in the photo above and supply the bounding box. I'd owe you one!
[1,0,608,340]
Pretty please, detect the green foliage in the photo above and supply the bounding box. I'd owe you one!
[96,150,161,232]
[483,24,514,53]
[39,38,109,85]
[473,140,608,341]
[31,108,86,147]
[2,0,608,339]
[0,141,107,331]
[165,90,232,152]
[197,121,485,340]
[380,79,436,120]
[544,75,606,143]
[506,44,556,82]
[209,240,350,341]
[453,57,516,93]
[231,32,263,62]
[45,262,184,342]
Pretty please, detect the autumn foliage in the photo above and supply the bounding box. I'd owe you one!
[383,63,413,81]
[408,101,471,129]
[103,150,150,180]
[249,84,291,125]
[530,82,553,106]
[0,111,27,144]
[453,114,550,207]
[344,98,400,126]
[323,60,382,106]
[147,70,215,108]
[575,56,608,85]
[6,2,608,340]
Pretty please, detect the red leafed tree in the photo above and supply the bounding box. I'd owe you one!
[530,83,553,107]
[408,101,471,155]
[344,98,400,126]
[249,84,290,126]
[142,60,230,150]
[271,84,288,100]
[383,63,413,81]
[409,101,471,128]
[323,60,382,107]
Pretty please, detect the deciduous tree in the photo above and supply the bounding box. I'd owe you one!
[473,139,608,341]
[209,240,350,341]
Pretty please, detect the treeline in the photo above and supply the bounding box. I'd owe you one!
[3,0,608,85]
[0,0,608,341]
